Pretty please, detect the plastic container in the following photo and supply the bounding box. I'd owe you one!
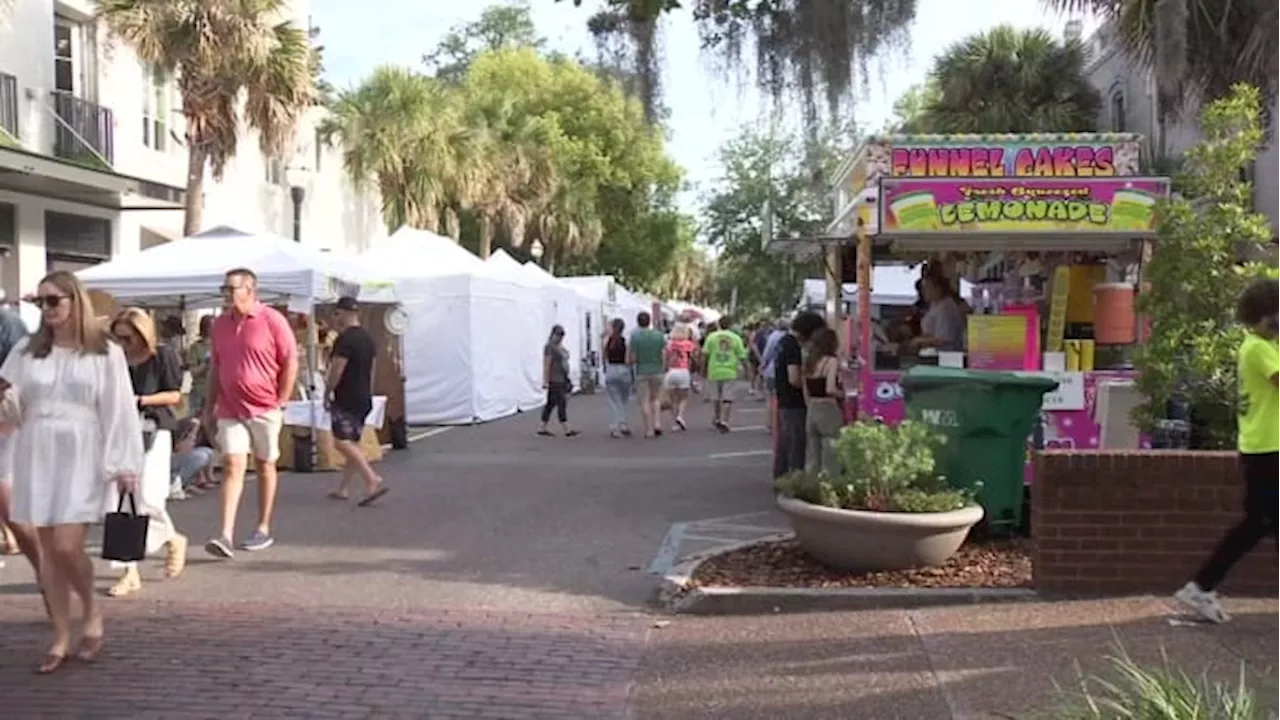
[1093,283,1136,345]
[1065,265,1106,324]
[900,366,1060,529]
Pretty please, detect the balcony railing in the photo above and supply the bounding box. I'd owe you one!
[0,72,17,141]
[50,90,114,167]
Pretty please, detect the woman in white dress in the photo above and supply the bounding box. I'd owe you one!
[104,307,188,597]
[0,271,143,674]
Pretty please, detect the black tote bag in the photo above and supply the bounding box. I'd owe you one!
[102,492,149,562]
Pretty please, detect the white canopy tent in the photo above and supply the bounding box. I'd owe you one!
[486,250,591,393]
[362,228,541,425]
[77,225,392,308]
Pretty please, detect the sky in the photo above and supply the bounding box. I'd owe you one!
[310,0,1098,213]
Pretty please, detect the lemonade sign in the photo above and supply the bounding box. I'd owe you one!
[878,177,1170,235]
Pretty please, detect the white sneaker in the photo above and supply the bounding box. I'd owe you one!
[167,481,187,501]
[1174,581,1231,623]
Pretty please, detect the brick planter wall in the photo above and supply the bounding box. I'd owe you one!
[1033,451,1277,596]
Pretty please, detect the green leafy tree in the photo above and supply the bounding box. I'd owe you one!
[911,25,1101,134]
[701,124,849,315]
[424,2,545,83]
[462,49,681,273]
[1134,84,1278,449]
[884,81,938,133]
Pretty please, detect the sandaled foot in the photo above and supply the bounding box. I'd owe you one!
[107,570,142,597]
[74,635,104,663]
[357,484,390,508]
[565,430,581,437]
[326,491,349,501]
[35,651,67,675]
[165,534,188,579]
[536,430,554,437]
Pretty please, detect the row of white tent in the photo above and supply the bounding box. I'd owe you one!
[75,225,685,426]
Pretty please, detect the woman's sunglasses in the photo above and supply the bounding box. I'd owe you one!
[31,294,69,309]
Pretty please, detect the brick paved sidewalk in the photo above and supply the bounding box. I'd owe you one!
[0,598,650,719]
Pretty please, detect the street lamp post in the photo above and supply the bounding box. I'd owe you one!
[285,164,310,243]
[284,164,316,471]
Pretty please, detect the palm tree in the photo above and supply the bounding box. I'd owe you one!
[1043,0,1277,135]
[321,66,477,234]
[465,96,558,258]
[95,0,313,236]
[916,25,1101,134]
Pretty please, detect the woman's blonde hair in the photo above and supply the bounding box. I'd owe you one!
[112,306,158,357]
[25,270,110,357]
[671,323,693,341]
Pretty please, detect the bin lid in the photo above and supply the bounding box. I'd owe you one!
[900,365,1061,391]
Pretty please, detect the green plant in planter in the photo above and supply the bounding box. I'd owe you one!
[775,420,979,513]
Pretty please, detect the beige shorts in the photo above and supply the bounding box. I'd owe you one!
[635,374,664,402]
[710,380,743,403]
[216,408,284,463]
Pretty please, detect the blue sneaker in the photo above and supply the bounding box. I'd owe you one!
[239,531,274,552]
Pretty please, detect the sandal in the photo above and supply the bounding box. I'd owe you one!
[107,568,142,597]
[536,430,554,437]
[74,635,104,663]
[357,485,390,507]
[326,491,349,501]
[164,534,188,579]
[565,430,581,437]
[35,652,66,675]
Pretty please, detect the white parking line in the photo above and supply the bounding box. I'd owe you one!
[408,427,452,442]
[381,426,452,450]
[707,449,772,459]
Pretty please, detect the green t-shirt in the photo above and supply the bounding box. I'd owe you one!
[629,328,666,377]
[704,329,747,382]
[1237,332,1279,454]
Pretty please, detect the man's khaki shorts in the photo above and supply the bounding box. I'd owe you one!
[216,408,284,463]
[635,374,664,402]
[710,380,743,403]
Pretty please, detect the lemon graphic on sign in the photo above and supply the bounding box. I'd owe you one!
[889,191,940,231]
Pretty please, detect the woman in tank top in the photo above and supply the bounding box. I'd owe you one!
[602,318,634,438]
[802,327,844,474]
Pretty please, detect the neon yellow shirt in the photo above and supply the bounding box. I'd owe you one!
[704,329,747,382]
[1237,332,1279,454]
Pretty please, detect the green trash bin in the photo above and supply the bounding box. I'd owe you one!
[900,366,1059,529]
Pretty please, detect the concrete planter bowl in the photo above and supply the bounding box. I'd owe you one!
[776,495,984,573]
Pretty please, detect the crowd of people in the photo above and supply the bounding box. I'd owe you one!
[0,268,387,674]
[533,308,845,479]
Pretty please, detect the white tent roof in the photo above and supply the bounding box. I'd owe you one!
[77,225,389,307]
[486,249,540,286]
[364,227,491,278]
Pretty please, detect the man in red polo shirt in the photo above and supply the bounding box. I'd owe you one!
[202,268,298,558]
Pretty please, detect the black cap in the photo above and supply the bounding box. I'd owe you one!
[335,296,359,312]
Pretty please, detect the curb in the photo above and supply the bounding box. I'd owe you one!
[658,534,1039,615]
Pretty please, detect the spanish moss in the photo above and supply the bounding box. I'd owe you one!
[583,0,917,135]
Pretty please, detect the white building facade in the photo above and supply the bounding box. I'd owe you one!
[0,0,384,299]
[1084,22,1279,236]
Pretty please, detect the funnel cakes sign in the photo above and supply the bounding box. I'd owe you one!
[862,134,1144,184]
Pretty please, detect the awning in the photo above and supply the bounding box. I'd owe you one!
[0,145,184,211]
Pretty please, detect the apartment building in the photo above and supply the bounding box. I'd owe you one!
[0,0,385,300]
[1083,21,1279,236]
